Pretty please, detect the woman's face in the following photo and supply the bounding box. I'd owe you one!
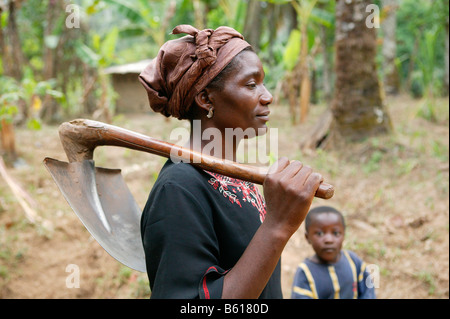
[206,50,273,136]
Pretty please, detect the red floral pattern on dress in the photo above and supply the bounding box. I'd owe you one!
[205,171,267,223]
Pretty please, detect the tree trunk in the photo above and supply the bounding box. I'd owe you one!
[300,108,333,151]
[298,22,310,124]
[310,68,318,104]
[243,0,263,52]
[81,65,98,115]
[0,1,23,163]
[40,0,65,123]
[382,0,400,95]
[1,0,25,80]
[42,0,59,80]
[299,69,311,123]
[329,0,392,143]
[320,24,333,102]
[287,70,299,124]
[1,119,17,163]
[275,4,297,111]
[266,2,278,63]
[7,0,24,80]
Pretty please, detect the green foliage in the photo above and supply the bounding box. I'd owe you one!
[0,69,64,129]
[417,99,437,122]
[415,270,437,296]
[409,71,424,98]
[75,43,100,68]
[363,150,384,174]
[417,26,440,92]
[1,0,447,128]
[310,6,334,28]
[102,0,175,46]
[431,140,449,162]
[207,0,245,30]
[283,29,301,71]
[0,77,21,125]
[75,27,119,68]
[397,0,448,96]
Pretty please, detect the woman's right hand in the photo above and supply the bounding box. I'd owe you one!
[222,157,323,298]
[262,157,323,239]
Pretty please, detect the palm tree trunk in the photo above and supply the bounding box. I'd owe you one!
[330,0,392,142]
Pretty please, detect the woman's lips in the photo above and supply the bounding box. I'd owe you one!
[256,111,270,122]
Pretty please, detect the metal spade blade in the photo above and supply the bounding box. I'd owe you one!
[43,157,146,273]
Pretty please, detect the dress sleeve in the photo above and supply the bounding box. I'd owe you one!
[141,182,226,299]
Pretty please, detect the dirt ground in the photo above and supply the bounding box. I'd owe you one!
[0,94,448,299]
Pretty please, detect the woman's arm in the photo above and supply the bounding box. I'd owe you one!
[222,157,323,298]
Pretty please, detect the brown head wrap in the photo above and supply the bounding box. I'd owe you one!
[139,25,251,120]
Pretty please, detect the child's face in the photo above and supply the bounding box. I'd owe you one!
[305,212,345,264]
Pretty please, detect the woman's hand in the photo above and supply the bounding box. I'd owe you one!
[263,157,323,239]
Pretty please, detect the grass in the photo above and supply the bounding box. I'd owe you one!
[0,225,27,282]
[415,270,437,296]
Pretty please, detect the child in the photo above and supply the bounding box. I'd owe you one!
[291,206,376,299]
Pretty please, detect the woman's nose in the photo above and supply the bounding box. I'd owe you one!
[260,86,273,106]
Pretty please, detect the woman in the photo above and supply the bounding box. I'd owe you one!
[139,25,323,299]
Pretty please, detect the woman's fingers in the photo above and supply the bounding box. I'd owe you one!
[263,159,324,237]
[266,158,323,198]
[281,161,304,180]
[266,157,290,175]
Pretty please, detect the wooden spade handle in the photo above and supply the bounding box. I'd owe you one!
[59,119,334,199]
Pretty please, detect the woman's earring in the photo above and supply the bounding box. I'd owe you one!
[207,107,214,119]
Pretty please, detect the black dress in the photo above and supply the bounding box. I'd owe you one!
[141,159,282,299]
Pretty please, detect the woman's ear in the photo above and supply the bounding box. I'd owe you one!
[194,90,212,112]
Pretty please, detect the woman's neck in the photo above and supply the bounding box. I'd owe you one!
[187,120,241,162]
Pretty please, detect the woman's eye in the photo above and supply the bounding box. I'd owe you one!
[247,82,257,88]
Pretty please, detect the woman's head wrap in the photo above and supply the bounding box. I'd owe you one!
[139,25,251,120]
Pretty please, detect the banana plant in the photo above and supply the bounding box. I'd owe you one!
[0,73,63,162]
[274,0,334,124]
[102,0,176,47]
[416,26,440,122]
